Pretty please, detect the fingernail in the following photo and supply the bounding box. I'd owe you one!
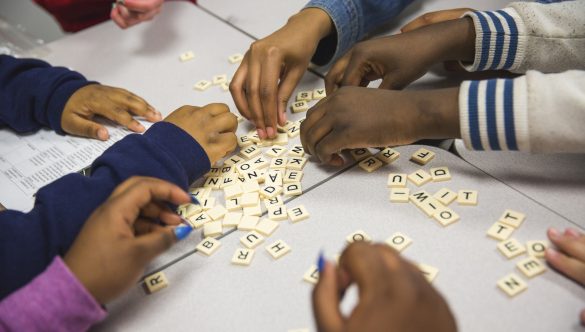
[136,123,146,132]
[266,127,275,138]
[317,250,325,273]
[257,128,266,139]
[97,128,109,140]
[174,225,193,241]
[190,194,200,205]
[565,228,581,238]
[548,227,560,240]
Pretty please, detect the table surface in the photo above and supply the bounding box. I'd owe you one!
[454,140,585,227]
[2,1,583,331]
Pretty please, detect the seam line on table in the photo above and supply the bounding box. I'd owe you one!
[451,147,584,230]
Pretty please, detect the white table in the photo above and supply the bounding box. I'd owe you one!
[97,145,585,332]
[1,2,583,331]
[454,140,585,227]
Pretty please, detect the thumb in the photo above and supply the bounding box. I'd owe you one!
[62,114,109,140]
[312,261,344,332]
[133,228,177,264]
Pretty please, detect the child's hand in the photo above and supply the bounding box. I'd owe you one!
[546,227,585,324]
[325,18,476,93]
[300,86,459,166]
[164,104,238,164]
[110,0,163,29]
[400,8,474,33]
[62,84,160,141]
[230,8,333,140]
[64,176,191,304]
[313,242,457,332]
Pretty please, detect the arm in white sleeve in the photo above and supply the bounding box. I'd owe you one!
[459,70,585,153]
[461,0,585,73]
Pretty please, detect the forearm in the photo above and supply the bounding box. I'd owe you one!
[0,122,210,298]
[458,70,585,153]
[461,1,585,73]
[306,0,415,65]
[0,257,106,331]
[0,55,94,134]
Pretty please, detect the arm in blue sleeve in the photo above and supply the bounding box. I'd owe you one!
[0,122,210,299]
[305,0,415,65]
[0,54,94,134]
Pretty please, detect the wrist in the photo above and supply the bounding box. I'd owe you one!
[414,88,461,139]
[414,17,475,64]
[289,8,333,41]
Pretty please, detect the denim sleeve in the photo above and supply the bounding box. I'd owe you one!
[305,0,415,65]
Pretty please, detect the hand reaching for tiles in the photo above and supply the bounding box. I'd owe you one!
[312,242,457,332]
[110,0,164,29]
[300,86,460,166]
[164,103,238,164]
[545,227,585,325]
[325,17,476,94]
[64,177,191,304]
[62,84,160,141]
[230,8,333,140]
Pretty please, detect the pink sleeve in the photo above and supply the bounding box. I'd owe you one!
[0,256,107,332]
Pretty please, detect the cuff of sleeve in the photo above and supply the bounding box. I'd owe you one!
[0,257,106,331]
[459,77,529,152]
[46,79,96,135]
[460,8,526,72]
[144,122,211,183]
[305,0,359,65]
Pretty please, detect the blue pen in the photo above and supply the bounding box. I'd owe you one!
[317,250,325,273]
[174,222,193,241]
[190,194,200,205]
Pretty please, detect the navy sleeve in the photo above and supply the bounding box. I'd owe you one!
[0,54,94,134]
[0,122,211,298]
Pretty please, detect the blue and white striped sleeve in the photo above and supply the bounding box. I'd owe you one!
[459,70,585,153]
[459,76,529,151]
[460,8,526,72]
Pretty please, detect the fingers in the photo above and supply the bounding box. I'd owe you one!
[276,67,305,125]
[401,8,474,33]
[205,103,230,117]
[123,0,163,13]
[325,53,351,94]
[210,112,238,133]
[338,242,398,296]
[107,177,191,225]
[62,114,110,141]
[300,100,329,155]
[133,227,176,263]
[107,87,159,122]
[230,55,252,121]
[245,51,267,139]
[546,228,585,285]
[312,261,344,332]
[211,132,238,159]
[548,228,585,262]
[259,52,281,138]
[341,54,371,88]
[111,6,128,29]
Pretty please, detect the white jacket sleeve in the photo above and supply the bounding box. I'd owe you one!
[461,0,585,73]
[459,70,585,153]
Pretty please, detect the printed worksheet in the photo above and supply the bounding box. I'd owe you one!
[0,126,133,211]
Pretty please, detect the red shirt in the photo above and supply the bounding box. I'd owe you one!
[34,0,196,32]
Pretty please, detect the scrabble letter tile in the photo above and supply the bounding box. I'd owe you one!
[410,148,435,165]
[487,222,514,241]
[497,238,526,259]
[498,209,526,228]
[433,207,460,227]
[430,167,451,182]
[203,221,223,237]
[385,232,412,252]
[291,101,309,113]
[231,248,255,266]
[194,80,211,91]
[433,188,457,206]
[222,212,242,228]
[144,271,168,294]
[359,156,384,173]
[375,147,400,164]
[303,265,319,284]
[497,273,527,297]
[238,215,260,231]
[284,182,303,196]
[457,190,478,206]
[407,169,432,186]
[288,205,310,223]
[196,237,222,256]
[387,173,407,188]
[526,240,548,258]
[417,263,439,283]
[256,219,280,236]
[389,188,410,203]
[266,239,291,259]
[240,231,265,249]
[268,205,288,221]
[346,230,372,244]
[516,257,546,278]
